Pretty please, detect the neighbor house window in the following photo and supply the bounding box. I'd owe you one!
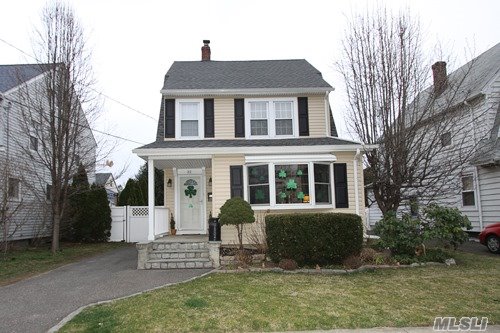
[46,184,52,201]
[441,131,451,147]
[275,164,309,204]
[314,163,331,204]
[247,165,269,204]
[29,135,38,151]
[247,98,296,138]
[249,101,269,136]
[8,178,20,200]
[461,175,475,206]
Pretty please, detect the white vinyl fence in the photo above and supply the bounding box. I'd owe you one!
[110,206,169,243]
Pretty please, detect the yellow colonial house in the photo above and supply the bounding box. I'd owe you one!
[133,41,368,269]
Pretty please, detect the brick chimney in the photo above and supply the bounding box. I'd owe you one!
[432,61,447,95]
[201,40,211,61]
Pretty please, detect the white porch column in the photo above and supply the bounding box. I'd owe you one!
[147,159,155,241]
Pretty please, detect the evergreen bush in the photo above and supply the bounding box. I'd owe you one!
[266,213,363,266]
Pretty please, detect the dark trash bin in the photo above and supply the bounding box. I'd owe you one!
[208,217,221,242]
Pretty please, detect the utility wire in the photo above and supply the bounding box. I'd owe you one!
[4,96,147,146]
[0,37,157,122]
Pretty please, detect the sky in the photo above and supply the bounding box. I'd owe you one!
[1,0,499,185]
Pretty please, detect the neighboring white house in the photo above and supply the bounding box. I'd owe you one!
[367,43,500,232]
[0,64,97,242]
[95,172,119,206]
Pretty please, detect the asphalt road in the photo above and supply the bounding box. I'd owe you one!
[0,246,210,333]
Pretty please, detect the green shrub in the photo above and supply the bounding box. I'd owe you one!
[266,213,363,266]
[422,204,472,249]
[219,197,255,249]
[374,211,423,255]
[70,185,112,242]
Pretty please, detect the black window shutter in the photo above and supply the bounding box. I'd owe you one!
[298,97,309,136]
[204,98,214,138]
[230,166,244,198]
[164,99,175,138]
[234,99,245,138]
[334,163,349,208]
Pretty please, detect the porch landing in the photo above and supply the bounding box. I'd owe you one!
[136,235,220,270]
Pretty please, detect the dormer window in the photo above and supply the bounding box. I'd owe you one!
[246,98,297,139]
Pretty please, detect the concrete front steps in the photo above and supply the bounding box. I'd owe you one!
[136,235,220,270]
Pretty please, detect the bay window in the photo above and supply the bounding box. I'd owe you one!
[275,164,309,204]
[248,165,270,204]
[314,163,331,204]
[246,162,336,207]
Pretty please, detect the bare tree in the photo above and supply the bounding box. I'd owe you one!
[337,6,484,215]
[16,1,99,253]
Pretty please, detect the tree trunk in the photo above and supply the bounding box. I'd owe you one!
[236,224,243,250]
[51,212,60,253]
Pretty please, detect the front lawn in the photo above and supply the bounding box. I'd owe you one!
[0,242,129,286]
[61,251,499,332]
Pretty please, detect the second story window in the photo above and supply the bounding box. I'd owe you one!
[249,102,268,136]
[177,100,203,139]
[29,135,38,151]
[246,98,297,139]
[8,178,20,200]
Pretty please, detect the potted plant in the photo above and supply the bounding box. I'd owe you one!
[169,213,177,235]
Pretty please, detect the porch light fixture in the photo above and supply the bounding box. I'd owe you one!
[208,177,212,186]
[167,178,172,187]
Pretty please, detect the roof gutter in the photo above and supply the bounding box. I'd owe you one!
[160,87,333,97]
[133,144,365,159]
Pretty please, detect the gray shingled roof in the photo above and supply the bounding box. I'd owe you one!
[0,64,50,93]
[138,137,358,150]
[416,43,500,111]
[95,173,112,186]
[162,59,333,90]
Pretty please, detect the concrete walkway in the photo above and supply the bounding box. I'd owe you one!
[0,246,210,333]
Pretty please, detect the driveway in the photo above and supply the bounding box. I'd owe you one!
[0,246,211,333]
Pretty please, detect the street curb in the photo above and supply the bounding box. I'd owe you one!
[48,269,215,332]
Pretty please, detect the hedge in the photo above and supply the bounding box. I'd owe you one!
[266,213,363,266]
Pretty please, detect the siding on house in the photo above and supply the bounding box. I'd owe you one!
[308,95,328,137]
[213,98,234,139]
[477,166,500,228]
[0,75,96,241]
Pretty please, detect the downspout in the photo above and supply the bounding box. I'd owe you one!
[354,148,361,216]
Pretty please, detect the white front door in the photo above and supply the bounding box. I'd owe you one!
[177,171,205,234]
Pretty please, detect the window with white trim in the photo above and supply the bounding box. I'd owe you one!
[8,178,20,200]
[275,164,309,204]
[176,100,203,139]
[314,163,331,204]
[461,175,475,206]
[246,98,297,138]
[248,165,269,204]
[246,161,334,208]
[249,101,269,136]
[274,101,293,136]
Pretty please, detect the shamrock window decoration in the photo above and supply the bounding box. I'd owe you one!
[278,191,287,202]
[297,191,305,201]
[296,169,303,176]
[286,179,297,191]
[255,188,266,201]
[278,169,287,179]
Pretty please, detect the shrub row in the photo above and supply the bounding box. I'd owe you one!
[266,213,363,266]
